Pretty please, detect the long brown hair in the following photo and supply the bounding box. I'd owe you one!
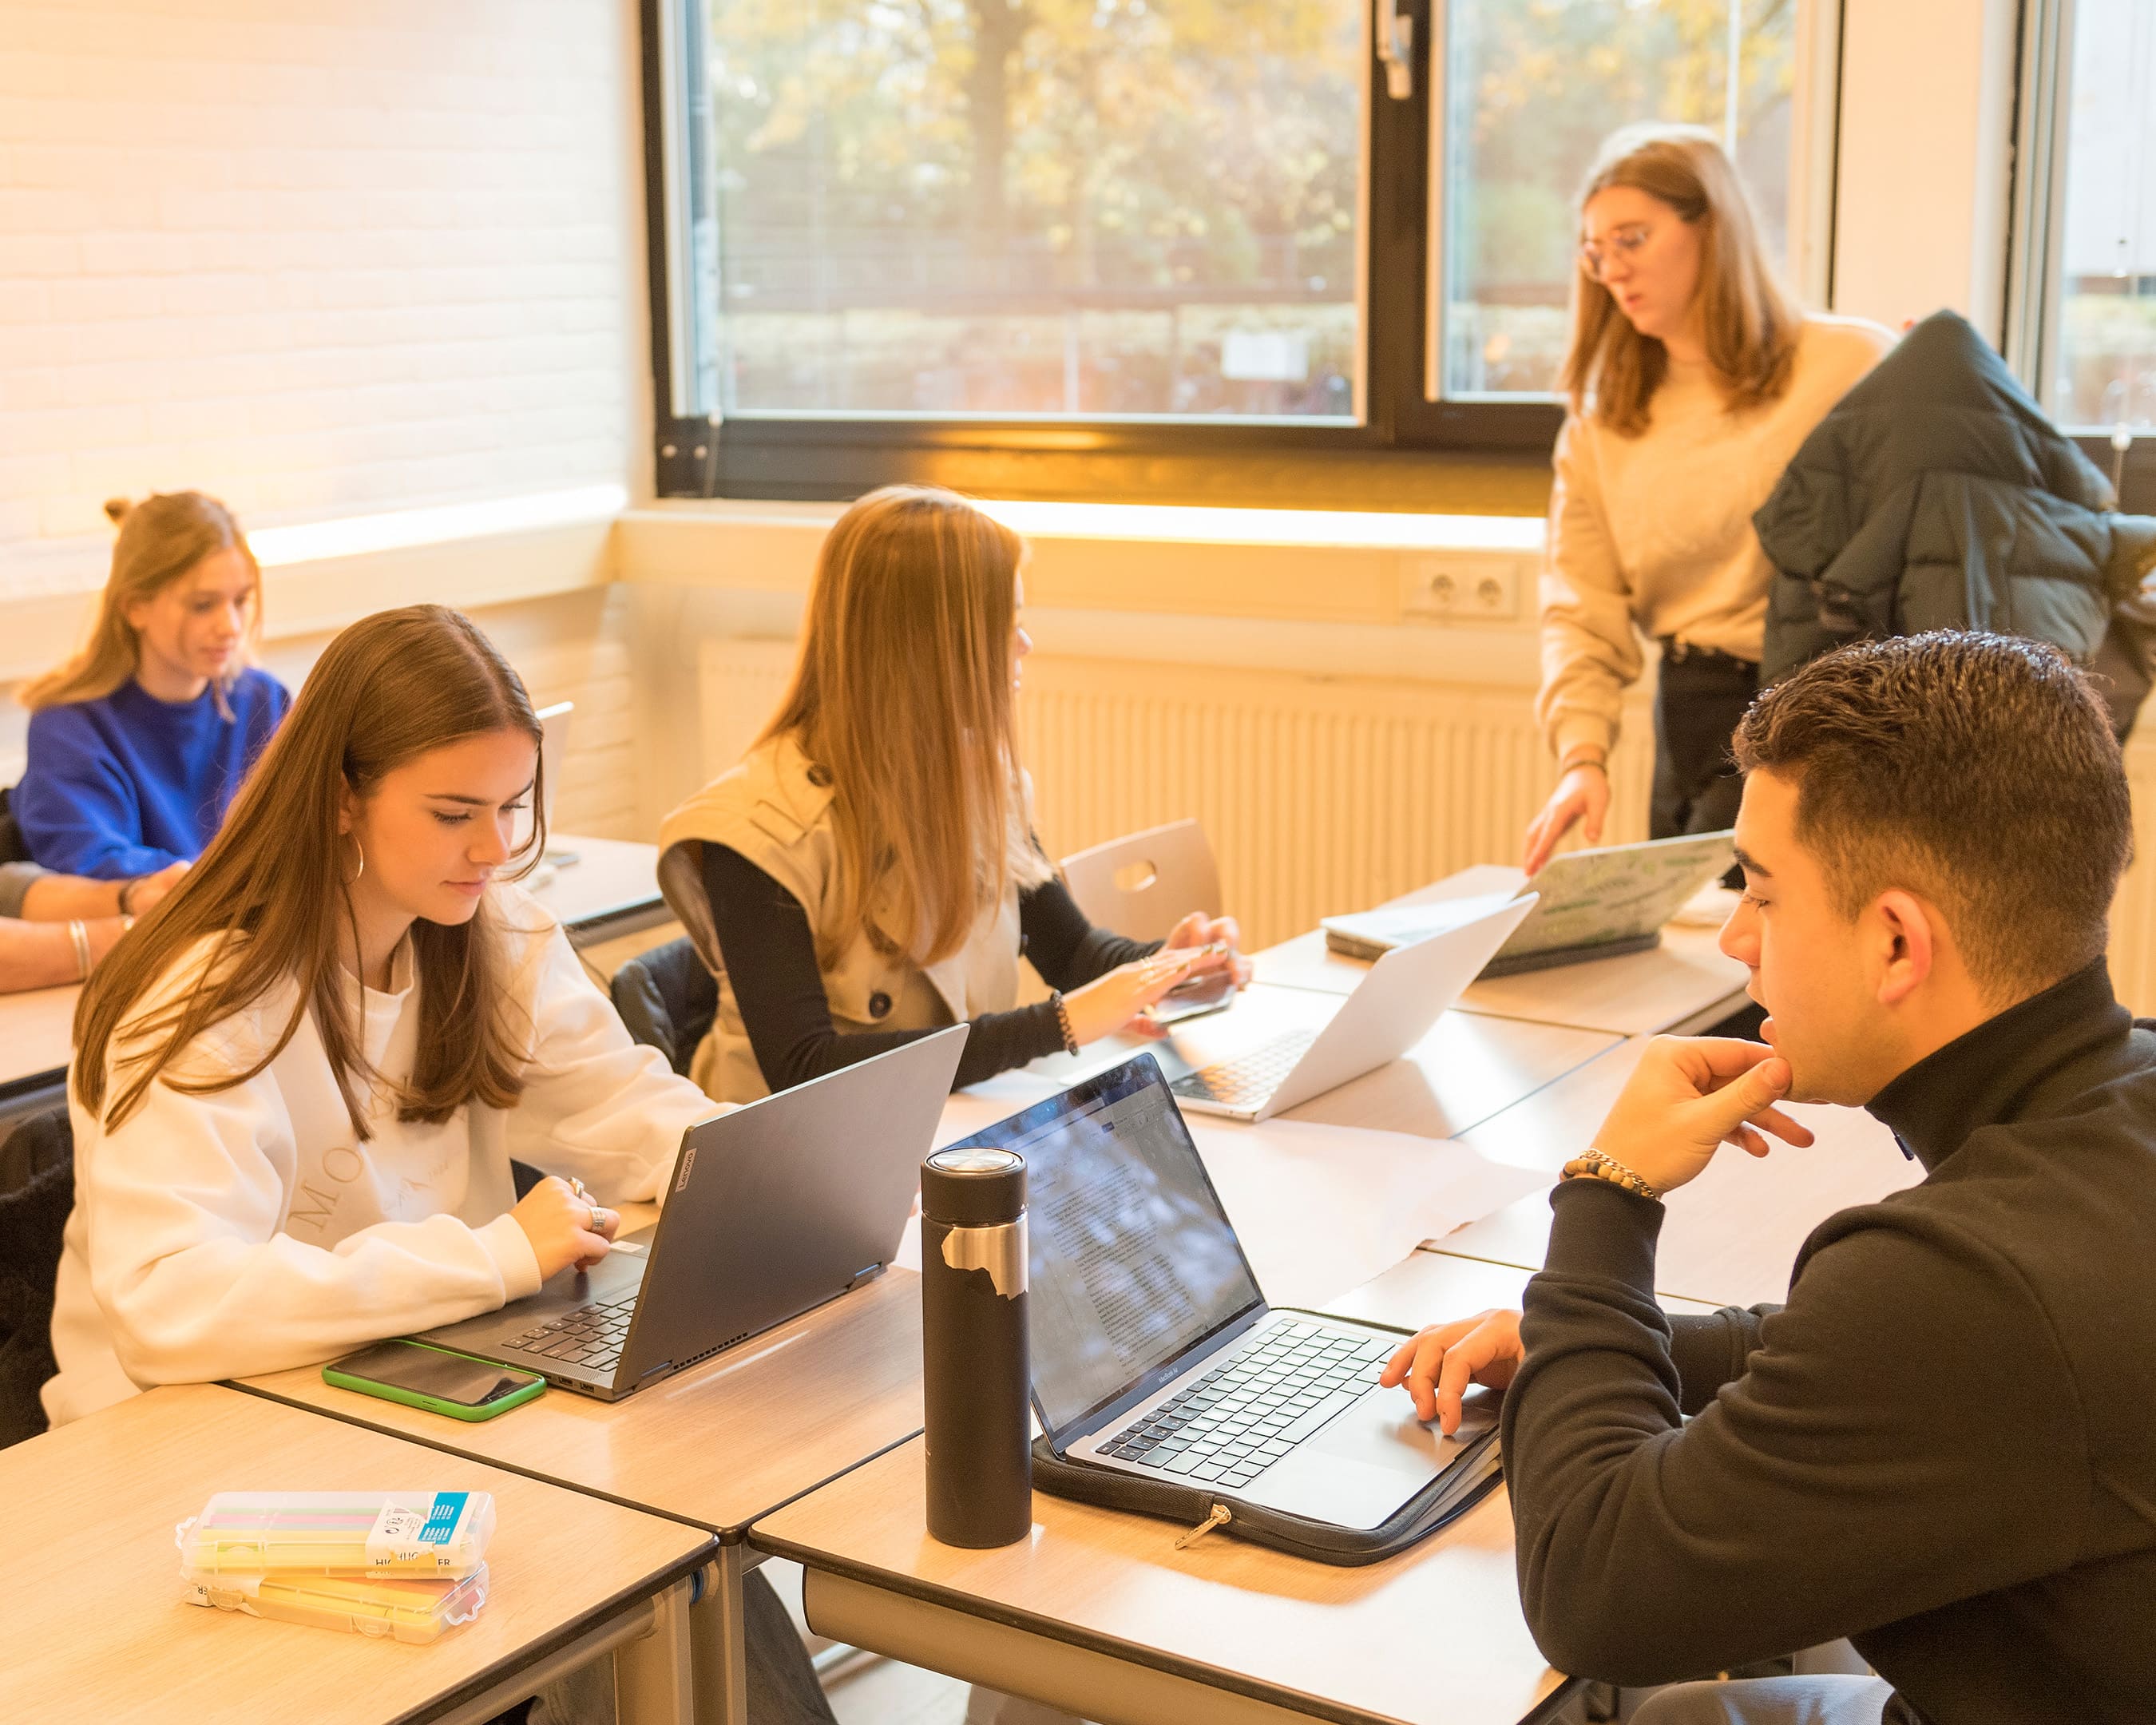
[761,485,1049,969]
[74,605,549,1137]
[23,493,263,712]
[1560,124,1801,438]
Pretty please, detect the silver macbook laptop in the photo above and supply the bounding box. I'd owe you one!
[1159,892,1536,1121]
[416,1026,968,1401]
[1322,831,1734,976]
[949,1053,1499,1531]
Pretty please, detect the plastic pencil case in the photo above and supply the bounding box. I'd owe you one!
[183,1564,489,1644]
[177,1490,496,1579]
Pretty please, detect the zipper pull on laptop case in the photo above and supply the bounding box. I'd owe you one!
[1174,1503,1234,1550]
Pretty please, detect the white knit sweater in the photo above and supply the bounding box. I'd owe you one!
[44,884,722,1426]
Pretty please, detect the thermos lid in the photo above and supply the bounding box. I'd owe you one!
[921,1146,1025,1227]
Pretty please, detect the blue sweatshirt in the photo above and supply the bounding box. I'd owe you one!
[17,669,291,878]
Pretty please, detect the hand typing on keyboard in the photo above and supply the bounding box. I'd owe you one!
[1377,1308,1523,1436]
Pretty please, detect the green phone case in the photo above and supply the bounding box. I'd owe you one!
[322,1341,547,1422]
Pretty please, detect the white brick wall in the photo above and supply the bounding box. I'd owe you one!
[0,0,647,600]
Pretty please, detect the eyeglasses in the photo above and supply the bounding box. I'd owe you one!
[1579,222,1655,280]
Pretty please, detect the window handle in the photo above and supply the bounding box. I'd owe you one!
[1376,0,1414,100]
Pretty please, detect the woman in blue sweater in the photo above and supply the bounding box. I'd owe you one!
[18,493,290,882]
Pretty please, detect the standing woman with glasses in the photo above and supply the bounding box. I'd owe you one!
[1521,125,1892,874]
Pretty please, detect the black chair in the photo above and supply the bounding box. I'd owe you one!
[0,1108,73,1449]
[609,937,719,1077]
[0,786,30,867]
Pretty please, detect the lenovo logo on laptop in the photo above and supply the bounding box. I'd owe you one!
[674,1144,698,1193]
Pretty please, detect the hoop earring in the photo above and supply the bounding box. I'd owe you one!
[346,836,366,884]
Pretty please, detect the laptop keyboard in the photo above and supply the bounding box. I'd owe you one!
[1093,1322,1396,1490]
[502,1295,638,1374]
[1167,1029,1316,1112]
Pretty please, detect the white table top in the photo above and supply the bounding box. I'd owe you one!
[1441,1038,1924,1307]
[1254,866,1751,1039]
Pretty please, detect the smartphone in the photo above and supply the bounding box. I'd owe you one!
[1143,967,1239,1027]
[323,1340,545,1422]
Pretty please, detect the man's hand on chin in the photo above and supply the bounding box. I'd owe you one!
[1590,1035,1817,1196]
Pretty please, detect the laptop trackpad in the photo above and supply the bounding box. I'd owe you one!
[1246,1388,1492,1532]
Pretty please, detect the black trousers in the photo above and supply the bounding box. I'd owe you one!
[1650,644,1760,842]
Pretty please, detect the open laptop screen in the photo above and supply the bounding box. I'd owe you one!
[956,1055,1262,1437]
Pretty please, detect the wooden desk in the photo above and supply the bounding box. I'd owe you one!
[238,1264,926,1725]
[756,1438,1565,1725]
[7,1384,714,1725]
[1254,868,1750,1039]
[1327,1243,1722,1330]
[731,1206,1734,1725]
[1441,1078,1924,1308]
[0,979,76,1100]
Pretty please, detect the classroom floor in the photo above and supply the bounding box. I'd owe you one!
[826,1654,971,1725]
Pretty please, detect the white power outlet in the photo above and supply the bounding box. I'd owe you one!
[1401,555,1521,621]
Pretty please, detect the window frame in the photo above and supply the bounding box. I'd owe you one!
[2006,0,2156,510]
[641,0,1811,506]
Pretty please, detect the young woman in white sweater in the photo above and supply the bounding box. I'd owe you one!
[1522,125,1894,874]
[45,602,712,1422]
[49,603,838,1723]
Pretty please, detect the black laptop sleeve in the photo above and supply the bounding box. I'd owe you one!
[1028,1310,1504,1566]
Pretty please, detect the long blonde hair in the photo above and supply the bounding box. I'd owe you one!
[23,492,263,712]
[1560,124,1801,438]
[761,486,1049,969]
[74,605,548,1138]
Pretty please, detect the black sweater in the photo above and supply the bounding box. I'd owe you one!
[1503,959,2156,1724]
[700,844,1157,1093]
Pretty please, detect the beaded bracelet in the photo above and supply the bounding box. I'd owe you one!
[1560,1148,1663,1203]
[1049,989,1080,1056]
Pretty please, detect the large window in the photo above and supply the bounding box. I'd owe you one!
[2039,0,2156,433]
[1436,0,1797,399]
[646,0,1817,497]
[707,2,1365,422]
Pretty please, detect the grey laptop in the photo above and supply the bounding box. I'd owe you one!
[950,1053,1498,1532]
[417,1026,969,1402]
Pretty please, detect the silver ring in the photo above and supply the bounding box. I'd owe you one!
[568,1176,589,1200]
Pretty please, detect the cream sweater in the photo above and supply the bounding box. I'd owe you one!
[44,884,723,1426]
[1536,314,1896,763]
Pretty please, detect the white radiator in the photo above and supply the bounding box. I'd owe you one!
[695,636,2156,1009]
[696,640,1653,952]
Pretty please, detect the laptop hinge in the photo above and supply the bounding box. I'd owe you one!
[634,1361,676,1387]
[844,1262,886,1293]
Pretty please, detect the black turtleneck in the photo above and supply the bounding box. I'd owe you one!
[1500,960,2156,1724]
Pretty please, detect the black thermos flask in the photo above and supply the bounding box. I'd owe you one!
[921,1145,1032,1548]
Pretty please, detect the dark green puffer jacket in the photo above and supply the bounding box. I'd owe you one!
[1754,309,2156,684]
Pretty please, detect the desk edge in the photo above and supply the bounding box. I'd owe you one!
[225,1378,925,1544]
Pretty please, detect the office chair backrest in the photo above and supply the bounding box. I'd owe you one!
[0,1107,73,1449]
[610,936,720,1077]
[1059,818,1223,946]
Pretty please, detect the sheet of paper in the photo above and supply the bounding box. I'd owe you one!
[1180,1115,1544,1311]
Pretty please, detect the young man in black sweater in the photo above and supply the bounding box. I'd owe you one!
[1380,632,2156,1724]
